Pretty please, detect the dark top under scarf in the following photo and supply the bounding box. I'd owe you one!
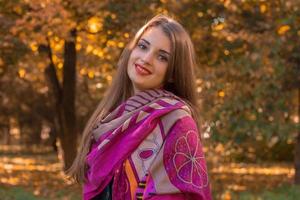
[91,179,113,200]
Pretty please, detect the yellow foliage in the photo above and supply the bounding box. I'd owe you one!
[224,49,230,55]
[52,55,58,64]
[111,13,117,19]
[213,23,225,31]
[118,42,125,48]
[197,12,204,17]
[211,32,218,37]
[54,36,60,42]
[277,25,290,35]
[57,63,63,69]
[260,4,267,13]
[218,90,225,97]
[13,6,23,15]
[211,163,294,176]
[86,45,93,53]
[124,33,130,38]
[29,42,38,52]
[106,75,112,82]
[88,71,95,79]
[107,40,116,47]
[76,44,82,50]
[97,51,104,58]
[53,41,64,51]
[47,31,53,36]
[87,33,96,40]
[88,17,103,33]
[215,143,225,153]
[222,190,232,200]
[80,67,87,75]
[18,69,26,78]
[92,49,99,55]
[76,36,82,42]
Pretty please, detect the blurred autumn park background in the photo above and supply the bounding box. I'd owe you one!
[0,0,299,199]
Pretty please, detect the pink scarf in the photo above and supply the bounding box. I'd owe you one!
[84,89,212,200]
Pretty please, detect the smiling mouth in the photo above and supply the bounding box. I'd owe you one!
[134,64,152,75]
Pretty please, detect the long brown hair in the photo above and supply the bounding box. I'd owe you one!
[67,14,200,183]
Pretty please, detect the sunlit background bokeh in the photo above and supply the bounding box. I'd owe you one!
[0,0,299,199]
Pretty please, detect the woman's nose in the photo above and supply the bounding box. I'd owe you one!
[141,51,154,65]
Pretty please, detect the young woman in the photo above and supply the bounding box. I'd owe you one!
[68,14,212,200]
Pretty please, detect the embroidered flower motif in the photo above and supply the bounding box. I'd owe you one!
[172,130,208,188]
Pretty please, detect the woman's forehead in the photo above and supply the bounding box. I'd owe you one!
[140,26,171,53]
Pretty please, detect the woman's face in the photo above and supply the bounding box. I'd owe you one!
[127,26,171,94]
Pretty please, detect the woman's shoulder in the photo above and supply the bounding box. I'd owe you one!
[159,98,195,136]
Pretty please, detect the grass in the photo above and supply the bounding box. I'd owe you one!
[229,184,300,200]
[0,185,81,200]
[0,144,81,200]
[0,144,297,200]
[1,184,299,200]
[0,186,43,200]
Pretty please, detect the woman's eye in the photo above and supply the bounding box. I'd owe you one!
[158,55,168,62]
[138,43,147,50]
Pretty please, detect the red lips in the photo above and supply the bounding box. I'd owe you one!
[134,63,151,75]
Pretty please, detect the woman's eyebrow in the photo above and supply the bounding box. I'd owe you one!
[140,38,171,55]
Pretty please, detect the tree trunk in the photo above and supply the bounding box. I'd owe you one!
[295,88,300,184]
[48,125,58,152]
[3,125,10,145]
[42,29,77,170]
[1,118,10,145]
[61,28,77,170]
